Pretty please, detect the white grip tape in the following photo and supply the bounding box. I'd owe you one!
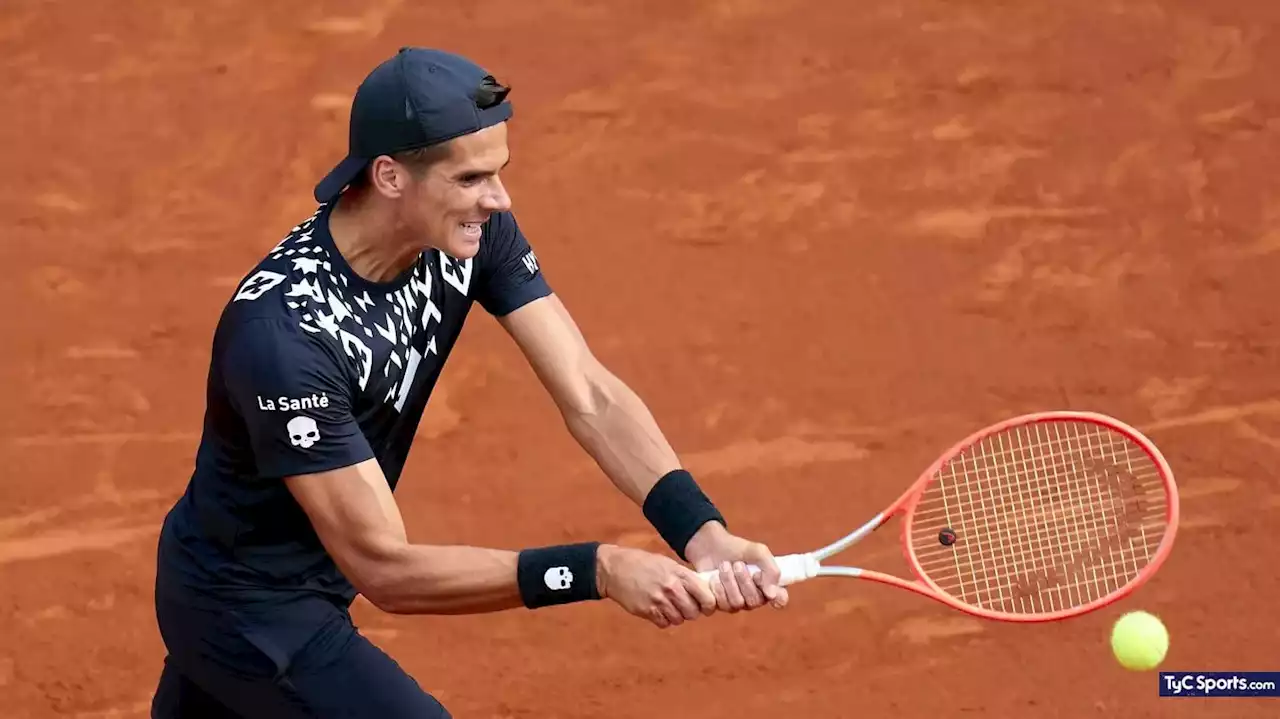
[696,553,819,587]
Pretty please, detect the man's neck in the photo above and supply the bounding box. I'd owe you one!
[327,192,423,284]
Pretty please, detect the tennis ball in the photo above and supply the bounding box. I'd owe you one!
[1110,610,1168,671]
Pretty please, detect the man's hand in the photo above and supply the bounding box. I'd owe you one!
[684,521,790,613]
[596,544,718,629]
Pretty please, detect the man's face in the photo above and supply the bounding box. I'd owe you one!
[398,122,512,260]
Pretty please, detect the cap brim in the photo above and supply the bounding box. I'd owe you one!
[313,155,368,203]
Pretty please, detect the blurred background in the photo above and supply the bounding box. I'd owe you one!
[2,1,1278,716]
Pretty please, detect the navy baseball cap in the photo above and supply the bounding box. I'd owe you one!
[314,47,513,203]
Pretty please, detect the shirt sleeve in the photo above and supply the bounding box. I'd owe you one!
[475,211,553,316]
[219,318,375,479]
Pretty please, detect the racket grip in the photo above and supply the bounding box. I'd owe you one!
[695,553,819,588]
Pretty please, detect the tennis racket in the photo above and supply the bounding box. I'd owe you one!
[699,411,1179,622]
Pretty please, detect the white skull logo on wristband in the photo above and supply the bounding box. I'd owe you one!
[543,566,574,590]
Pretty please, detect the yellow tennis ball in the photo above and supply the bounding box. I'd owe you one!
[1110,611,1168,671]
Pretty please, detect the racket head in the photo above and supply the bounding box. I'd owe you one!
[898,411,1178,622]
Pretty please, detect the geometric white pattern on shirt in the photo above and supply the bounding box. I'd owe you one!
[250,207,472,410]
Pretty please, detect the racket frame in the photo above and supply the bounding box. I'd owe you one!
[756,411,1180,622]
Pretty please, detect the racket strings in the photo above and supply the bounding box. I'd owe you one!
[908,420,1169,616]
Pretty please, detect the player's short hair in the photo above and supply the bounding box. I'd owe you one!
[474,74,510,110]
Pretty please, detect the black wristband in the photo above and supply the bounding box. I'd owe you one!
[516,542,602,609]
[642,469,727,561]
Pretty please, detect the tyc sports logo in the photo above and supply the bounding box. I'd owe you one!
[1160,672,1280,697]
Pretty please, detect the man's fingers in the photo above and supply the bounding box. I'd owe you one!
[750,544,784,601]
[719,561,746,611]
[661,600,685,626]
[665,582,702,621]
[682,571,718,616]
[650,600,683,627]
[745,544,790,609]
[733,561,765,608]
[709,568,729,612]
[649,606,670,629]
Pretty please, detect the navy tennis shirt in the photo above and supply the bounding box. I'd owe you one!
[156,201,550,610]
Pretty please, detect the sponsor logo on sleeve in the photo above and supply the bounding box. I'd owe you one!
[286,416,320,449]
[258,393,330,412]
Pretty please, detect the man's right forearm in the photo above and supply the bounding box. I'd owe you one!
[359,543,610,615]
[284,461,606,615]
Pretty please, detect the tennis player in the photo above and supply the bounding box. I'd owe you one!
[150,46,788,718]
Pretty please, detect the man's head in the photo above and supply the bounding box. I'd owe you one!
[314,48,514,259]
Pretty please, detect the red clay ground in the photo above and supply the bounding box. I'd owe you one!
[3,0,1279,716]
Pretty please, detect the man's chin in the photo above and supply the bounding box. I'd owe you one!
[440,233,481,260]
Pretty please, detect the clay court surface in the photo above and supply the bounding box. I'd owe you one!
[3,0,1280,716]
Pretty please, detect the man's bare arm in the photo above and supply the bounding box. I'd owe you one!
[285,459,529,614]
[496,293,790,610]
[497,294,680,505]
[284,458,715,625]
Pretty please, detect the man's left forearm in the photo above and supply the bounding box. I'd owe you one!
[561,364,683,505]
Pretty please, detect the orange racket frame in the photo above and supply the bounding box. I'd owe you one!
[699,411,1180,622]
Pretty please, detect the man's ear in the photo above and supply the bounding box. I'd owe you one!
[369,156,409,198]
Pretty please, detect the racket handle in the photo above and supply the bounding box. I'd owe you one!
[695,552,819,588]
